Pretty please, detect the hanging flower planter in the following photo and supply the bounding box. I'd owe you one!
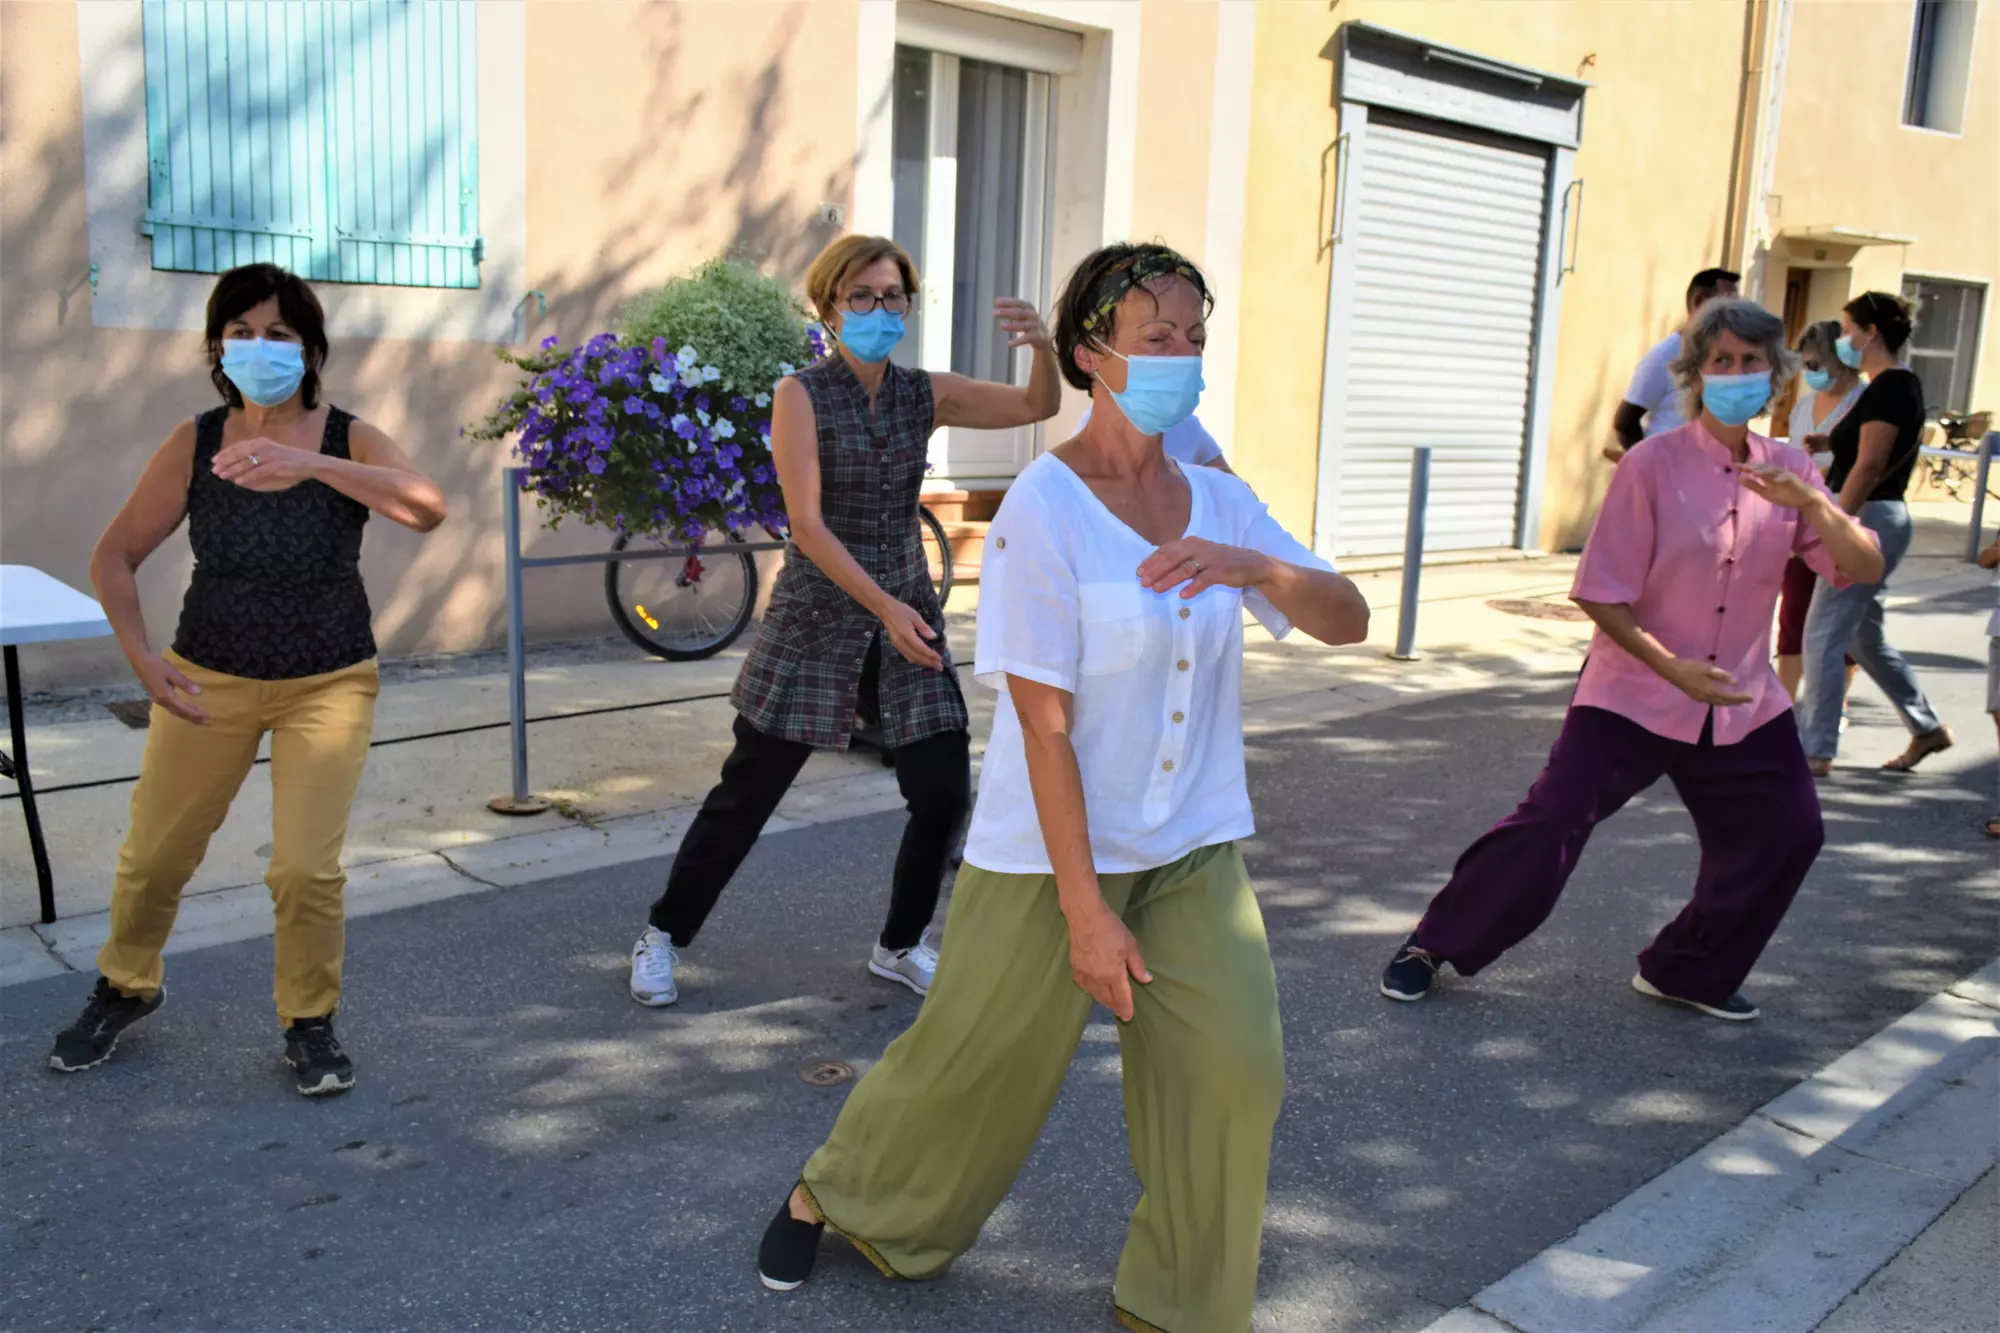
[469,258,830,550]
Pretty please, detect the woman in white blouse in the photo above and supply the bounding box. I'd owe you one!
[755,244,1370,1333]
[1776,319,1865,699]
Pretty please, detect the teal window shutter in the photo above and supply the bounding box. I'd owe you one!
[142,0,481,290]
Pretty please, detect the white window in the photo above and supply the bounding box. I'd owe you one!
[1902,276,1987,414]
[1902,0,1978,133]
[890,8,1072,485]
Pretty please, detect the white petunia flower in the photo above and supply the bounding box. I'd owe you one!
[676,345,698,367]
[713,418,736,439]
[754,392,771,408]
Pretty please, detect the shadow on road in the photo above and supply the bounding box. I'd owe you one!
[2,685,1994,1332]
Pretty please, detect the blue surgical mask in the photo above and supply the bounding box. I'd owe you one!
[1834,334,1865,369]
[837,309,905,364]
[1098,349,1204,436]
[1700,371,1771,426]
[221,338,306,406]
[1802,367,1834,393]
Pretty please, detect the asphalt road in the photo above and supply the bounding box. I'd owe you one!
[4,588,1994,1333]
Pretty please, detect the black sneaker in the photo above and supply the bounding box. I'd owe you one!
[757,1194,824,1291]
[48,978,164,1072]
[1631,973,1759,1022]
[1380,938,1442,1002]
[283,1016,356,1096]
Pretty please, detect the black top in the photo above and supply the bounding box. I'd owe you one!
[171,406,375,680]
[1826,367,1925,504]
[730,356,967,750]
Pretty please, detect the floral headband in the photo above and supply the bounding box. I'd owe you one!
[1078,249,1202,336]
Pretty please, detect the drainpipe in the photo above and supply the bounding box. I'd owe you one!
[1746,0,1795,300]
[1721,0,1768,273]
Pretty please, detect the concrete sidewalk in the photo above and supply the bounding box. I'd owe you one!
[5,497,1985,945]
[0,545,1597,936]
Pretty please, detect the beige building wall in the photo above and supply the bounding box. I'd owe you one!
[1764,0,1999,408]
[1231,1,1784,550]
[1131,0,1219,261]
[3,0,1242,691]
[2,2,866,690]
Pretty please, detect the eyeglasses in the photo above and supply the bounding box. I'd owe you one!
[845,290,910,315]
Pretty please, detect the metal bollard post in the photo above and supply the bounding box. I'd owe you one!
[489,467,552,815]
[1967,433,1995,564]
[1389,446,1432,662]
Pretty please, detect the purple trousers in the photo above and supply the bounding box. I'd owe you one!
[1414,705,1823,1005]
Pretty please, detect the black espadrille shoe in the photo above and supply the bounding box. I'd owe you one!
[757,1195,824,1291]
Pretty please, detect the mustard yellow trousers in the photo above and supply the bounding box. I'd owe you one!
[97,652,378,1025]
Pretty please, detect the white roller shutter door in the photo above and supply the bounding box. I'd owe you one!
[1331,115,1549,556]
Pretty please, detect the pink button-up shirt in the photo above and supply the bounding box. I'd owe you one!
[1570,421,1863,745]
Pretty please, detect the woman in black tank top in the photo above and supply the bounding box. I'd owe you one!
[46,264,446,1097]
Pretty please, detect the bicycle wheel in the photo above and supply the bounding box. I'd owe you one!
[606,531,758,660]
[1942,459,1974,502]
[919,505,954,610]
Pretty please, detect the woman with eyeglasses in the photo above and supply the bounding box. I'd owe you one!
[627,234,1059,1008]
[1775,319,1865,700]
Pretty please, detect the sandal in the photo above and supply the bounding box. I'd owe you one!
[1882,726,1954,773]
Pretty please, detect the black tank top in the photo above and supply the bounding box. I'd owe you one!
[171,406,375,680]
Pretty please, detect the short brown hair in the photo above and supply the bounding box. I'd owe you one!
[1051,243,1212,392]
[204,263,329,409]
[804,235,920,325]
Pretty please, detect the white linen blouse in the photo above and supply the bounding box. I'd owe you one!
[963,453,1334,875]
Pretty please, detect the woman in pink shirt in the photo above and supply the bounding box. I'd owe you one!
[1378,299,1883,1021]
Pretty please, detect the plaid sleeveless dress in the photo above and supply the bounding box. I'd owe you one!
[731,356,968,750]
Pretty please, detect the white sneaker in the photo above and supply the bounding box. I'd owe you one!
[868,941,938,996]
[629,927,680,1007]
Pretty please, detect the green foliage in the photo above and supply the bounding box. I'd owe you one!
[615,258,812,398]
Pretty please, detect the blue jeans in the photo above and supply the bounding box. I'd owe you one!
[1798,500,1944,758]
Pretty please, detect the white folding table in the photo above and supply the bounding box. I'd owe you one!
[1,566,115,923]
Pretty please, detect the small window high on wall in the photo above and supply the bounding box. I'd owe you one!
[1902,0,1977,133]
[141,0,482,288]
[1902,276,1987,414]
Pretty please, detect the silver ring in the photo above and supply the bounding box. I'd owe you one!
[248,454,261,466]
[1189,559,1203,574]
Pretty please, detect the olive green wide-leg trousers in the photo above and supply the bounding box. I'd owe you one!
[801,841,1284,1333]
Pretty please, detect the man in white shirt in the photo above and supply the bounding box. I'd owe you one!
[1604,267,1739,462]
[1076,406,1233,472]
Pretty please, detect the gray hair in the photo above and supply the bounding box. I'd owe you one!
[1670,297,1800,422]
[1795,318,1845,372]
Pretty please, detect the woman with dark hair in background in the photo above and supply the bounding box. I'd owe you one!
[754,242,1369,1332]
[626,234,1058,1008]
[1775,319,1864,700]
[1798,291,1953,776]
[47,263,447,1095]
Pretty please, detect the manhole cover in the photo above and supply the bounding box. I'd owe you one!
[1486,598,1590,623]
[799,1060,855,1087]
